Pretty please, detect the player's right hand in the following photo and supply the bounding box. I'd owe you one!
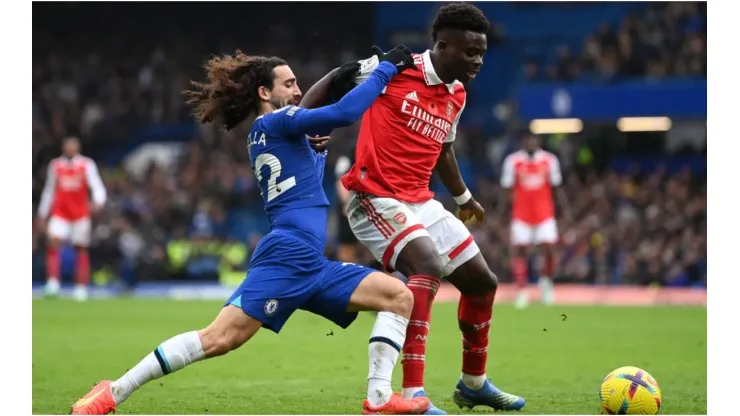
[372,45,416,73]
[307,135,331,152]
[35,217,47,232]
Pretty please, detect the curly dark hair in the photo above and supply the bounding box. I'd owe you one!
[431,2,490,42]
[183,50,287,131]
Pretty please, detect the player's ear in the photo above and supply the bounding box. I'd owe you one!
[257,85,271,102]
[436,40,448,53]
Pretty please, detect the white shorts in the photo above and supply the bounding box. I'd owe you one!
[346,192,480,277]
[47,216,92,246]
[510,218,559,246]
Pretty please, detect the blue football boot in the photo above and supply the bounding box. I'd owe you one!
[412,390,447,415]
[452,379,526,411]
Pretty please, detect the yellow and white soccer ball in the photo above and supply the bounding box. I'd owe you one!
[600,366,662,415]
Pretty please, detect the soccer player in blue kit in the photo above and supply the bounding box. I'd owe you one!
[70,46,431,415]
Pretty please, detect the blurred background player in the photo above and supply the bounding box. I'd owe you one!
[500,131,570,309]
[70,47,431,415]
[303,3,524,413]
[335,153,360,263]
[36,137,106,301]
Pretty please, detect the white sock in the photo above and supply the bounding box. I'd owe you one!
[110,331,205,405]
[401,387,425,399]
[461,372,487,390]
[367,312,408,407]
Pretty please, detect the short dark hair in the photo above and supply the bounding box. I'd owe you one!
[431,2,490,42]
[183,50,287,131]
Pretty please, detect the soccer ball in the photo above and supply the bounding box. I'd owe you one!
[600,366,662,415]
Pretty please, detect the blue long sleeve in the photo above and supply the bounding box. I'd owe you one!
[275,61,397,137]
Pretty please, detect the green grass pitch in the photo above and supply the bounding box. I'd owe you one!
[32,299,706,414]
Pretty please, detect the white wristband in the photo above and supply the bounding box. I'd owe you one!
[453,189,472,205]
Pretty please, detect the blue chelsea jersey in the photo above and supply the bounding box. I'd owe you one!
[244,60,398,245]
[248,106,331,224]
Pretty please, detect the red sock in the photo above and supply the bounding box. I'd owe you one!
[76,249,90,286]
[402,275,440,388]
[46,247,60,282]
[543,251,555,278]
[511,255,528,289]
[458,290,495,376]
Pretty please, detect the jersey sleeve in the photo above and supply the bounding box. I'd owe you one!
[549,155,563,186]
[500,154,516,189]
[271,61,397,137]
[37,162,56,218]
[445,98,466,143]
[85,159,107,205]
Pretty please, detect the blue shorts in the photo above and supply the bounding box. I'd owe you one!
[225,229,375,333]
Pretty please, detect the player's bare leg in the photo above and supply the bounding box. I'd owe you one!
[511,245,530,309]
[392,237,447,415]
[348,271,430,415]
[73,245,91,302]
[70,305,262,414]
[44,237,62,297]
[537,243,557,305]
[446,254,526,411]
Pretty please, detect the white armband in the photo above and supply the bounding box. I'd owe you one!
[453,189,472,205]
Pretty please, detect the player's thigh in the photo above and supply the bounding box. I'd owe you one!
[417,199,481,278]
[346,269,413,316]
[533,218,559,245]
[224,265,315,334]
[346,192,430,272]
[69,217,92,247]
[47,216,72,242]
[511,219,536,246]
[299,261,373,329]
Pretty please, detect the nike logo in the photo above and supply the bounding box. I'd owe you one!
[73,385,107,409]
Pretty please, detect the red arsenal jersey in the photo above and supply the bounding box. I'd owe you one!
[38,155,107,221]
[341,50,466,203]
[500,149,562,224]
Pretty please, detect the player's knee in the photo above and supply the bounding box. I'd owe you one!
[514,246,528,257]
[387,285,414,318]
[398,251,443,280]
[396,238,444,279]
[478,268,499,293]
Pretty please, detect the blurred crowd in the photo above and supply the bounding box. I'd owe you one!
[32,3,706,288]
[464,166,706,287]
[522,2,707,82]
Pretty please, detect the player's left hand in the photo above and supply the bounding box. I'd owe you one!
[457,198,485,224]
[91,203,104,214]
[330,61,362,102]
[307,135,331,152]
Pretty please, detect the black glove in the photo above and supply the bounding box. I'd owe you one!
[372,45,416,73]
[329,61,362,103]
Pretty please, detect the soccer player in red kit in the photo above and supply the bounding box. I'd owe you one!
[500,132,569,309]
[37,137,106,301]
[302,3,524,413]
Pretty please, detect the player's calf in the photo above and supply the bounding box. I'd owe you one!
[447,254,498,391]
[72,305,261,413]
[349,272,423,411]
[511,246,530,309]
[537,243,557,305]
[393,238,444,404]
[44,238,63,298]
